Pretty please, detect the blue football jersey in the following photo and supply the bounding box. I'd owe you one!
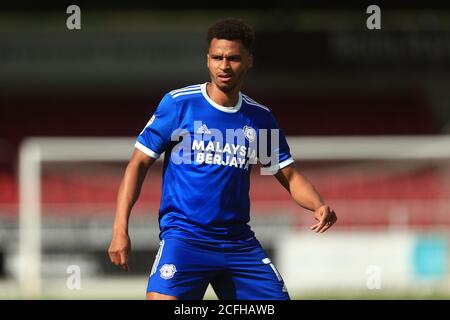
[136,83,293,242]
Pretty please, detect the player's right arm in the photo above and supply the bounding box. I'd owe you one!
[108,149,156,271]
[108,92,177,271]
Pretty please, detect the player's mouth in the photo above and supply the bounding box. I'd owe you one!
[217,74,233,82]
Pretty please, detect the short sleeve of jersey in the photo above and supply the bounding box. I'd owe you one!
[135,93,178,159]
[260,112,294,173]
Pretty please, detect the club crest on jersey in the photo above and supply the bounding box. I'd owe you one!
[243,125,256,142]
[160,264,177,280]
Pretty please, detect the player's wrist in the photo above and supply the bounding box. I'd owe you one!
[314,203,327,211]
[113,223,129,236]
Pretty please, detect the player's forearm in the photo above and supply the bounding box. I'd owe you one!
[113,161,148,234]
[276,166,325,212]
[289,173,325,212]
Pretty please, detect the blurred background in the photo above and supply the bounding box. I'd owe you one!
[1,1,450,299]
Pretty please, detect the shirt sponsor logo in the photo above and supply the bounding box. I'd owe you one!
[192,140,257,170]
[169,121,281,175]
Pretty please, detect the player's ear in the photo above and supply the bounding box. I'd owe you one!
[206,53,210,68]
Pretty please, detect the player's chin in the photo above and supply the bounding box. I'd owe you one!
[215,80,235,93]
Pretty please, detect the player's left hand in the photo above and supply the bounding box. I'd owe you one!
[310,204,337,233]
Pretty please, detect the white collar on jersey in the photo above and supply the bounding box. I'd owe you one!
[201,82,242,113]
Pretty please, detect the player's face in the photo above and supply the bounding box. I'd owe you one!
[207,38,253,93]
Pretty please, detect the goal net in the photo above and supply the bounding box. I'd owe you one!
[12,136,450,299]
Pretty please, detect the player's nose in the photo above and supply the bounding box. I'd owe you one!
[219,59,231,70]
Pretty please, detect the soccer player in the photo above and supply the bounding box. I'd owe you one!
[108,18,337,300]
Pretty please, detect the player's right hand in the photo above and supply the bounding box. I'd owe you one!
[108,232,131,271]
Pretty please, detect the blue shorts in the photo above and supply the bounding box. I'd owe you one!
[147,237,290,300]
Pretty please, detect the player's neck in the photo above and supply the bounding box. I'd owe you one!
[206,83,241,108]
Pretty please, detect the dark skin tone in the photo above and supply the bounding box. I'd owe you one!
[205,38,253,107]
[108,38,337,300]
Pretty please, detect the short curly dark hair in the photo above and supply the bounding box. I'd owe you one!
[207,18,255,53]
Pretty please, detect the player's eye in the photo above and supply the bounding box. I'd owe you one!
[227,56,241,62]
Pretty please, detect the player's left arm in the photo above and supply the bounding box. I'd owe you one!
[275,163,337,233]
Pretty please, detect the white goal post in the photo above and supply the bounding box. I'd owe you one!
[18,135,450,297]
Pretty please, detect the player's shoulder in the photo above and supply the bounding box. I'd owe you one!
[241,93,271,113]
[166,83,203,102]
